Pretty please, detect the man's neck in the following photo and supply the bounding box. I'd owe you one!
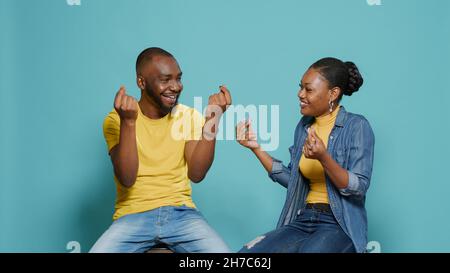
[138,95,169,120]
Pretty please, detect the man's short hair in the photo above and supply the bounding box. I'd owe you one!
[136,47,174,74]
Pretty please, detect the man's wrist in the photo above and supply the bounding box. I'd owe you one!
[202,129,217,141]
[205,114,222,123]
[120,118,136,127]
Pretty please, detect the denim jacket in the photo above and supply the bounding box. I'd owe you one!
[269,106,375,253]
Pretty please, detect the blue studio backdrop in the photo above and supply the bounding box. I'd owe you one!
[1,0,450,252]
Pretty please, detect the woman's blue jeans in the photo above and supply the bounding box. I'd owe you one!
[239,207,355,253]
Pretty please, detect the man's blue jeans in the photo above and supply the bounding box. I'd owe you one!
[89,205,230,253]
[239,207,355,253]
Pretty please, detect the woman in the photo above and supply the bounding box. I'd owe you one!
[236,57,375,253]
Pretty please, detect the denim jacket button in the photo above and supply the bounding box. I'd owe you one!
[297,209,302,215]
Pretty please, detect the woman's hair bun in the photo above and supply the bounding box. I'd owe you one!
[344,61,364,96]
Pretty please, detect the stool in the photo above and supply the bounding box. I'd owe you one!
[146,243,173,253]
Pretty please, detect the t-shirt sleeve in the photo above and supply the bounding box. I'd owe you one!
[103,110,120,153]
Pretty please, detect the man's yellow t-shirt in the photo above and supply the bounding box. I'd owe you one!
[103,103,204,220]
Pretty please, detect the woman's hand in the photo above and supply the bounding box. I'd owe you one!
[304,127,350,190]
[236,120,260,150]
[303,127,327,161]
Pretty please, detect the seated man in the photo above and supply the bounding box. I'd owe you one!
[90,47,231,253]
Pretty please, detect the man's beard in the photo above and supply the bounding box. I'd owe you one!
[144,85,179,114]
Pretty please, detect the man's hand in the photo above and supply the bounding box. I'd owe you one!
[114,86,138,122]
[303,127,327,161]
[205,85,232,119]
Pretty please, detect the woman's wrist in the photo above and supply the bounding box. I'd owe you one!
[250,146,262,153]
[318,152,331,165]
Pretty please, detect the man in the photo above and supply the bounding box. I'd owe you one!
[90,47,231,253]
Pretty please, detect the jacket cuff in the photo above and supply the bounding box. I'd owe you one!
[339,171,359,196]
[268,159,283,181]
[271,159,284,174]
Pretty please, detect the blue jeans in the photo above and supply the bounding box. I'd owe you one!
[89,205,230,253]
[239,207,355,253]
